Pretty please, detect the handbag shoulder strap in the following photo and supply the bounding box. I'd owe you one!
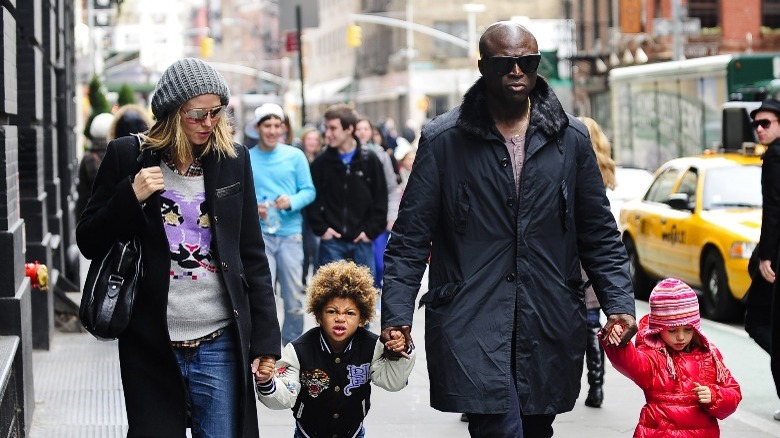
[134,134,157,169]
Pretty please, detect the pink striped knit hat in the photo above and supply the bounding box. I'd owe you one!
[639,278,727,382]
[648,278,701,332]
[640,277,708,350]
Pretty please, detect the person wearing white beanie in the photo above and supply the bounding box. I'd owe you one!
[77,57,281,437]
[246,102,315,345]
[76,112,115,218]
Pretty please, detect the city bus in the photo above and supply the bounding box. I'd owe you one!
[609,53,780,172]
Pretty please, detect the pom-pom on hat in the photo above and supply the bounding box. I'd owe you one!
[151,58,230,120]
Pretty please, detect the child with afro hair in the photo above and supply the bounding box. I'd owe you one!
[256,260,415,437]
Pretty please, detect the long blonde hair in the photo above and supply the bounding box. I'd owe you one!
[141,107,237,162]
[578,116,616,190]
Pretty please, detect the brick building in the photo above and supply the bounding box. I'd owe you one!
[572,0,780,120]
[0,1,80,436]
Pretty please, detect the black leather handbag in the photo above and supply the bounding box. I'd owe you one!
[80,236,143,340]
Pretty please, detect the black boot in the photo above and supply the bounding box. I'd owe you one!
[585,326,604,408]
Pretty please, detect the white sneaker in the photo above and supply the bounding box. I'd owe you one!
[774,410,780,421]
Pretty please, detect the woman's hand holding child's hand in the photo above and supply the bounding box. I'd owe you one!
[693,382,712,404]
[385,330,410,359]
[252,356,276,384]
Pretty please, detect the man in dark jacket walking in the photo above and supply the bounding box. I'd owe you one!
[308,104,388,276]
[751,98,780,420]
[381,21,637,437]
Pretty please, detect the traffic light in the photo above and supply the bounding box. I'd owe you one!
[285,31,299,52]
[347,25,362,48]
[200,36,214,58]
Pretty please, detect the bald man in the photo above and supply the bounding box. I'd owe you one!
[381,21,637,437]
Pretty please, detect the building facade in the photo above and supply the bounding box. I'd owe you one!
[1,1,80,435]
[294,0,569,134]
[573,0,780,131]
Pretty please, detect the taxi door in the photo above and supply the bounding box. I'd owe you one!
[628,167,681,278]
[656,168,700,286]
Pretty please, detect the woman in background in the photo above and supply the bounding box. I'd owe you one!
[300,126,323,284]
[577,116,616,408]
[356,117,400,292]
[109,103,153,140]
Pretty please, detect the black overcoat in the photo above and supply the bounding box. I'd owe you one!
[758,141,780,399]
[382,77,635,415]
[77,135,281,436]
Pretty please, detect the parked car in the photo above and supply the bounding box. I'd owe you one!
[607,167,654,222]
[619,153,762,321]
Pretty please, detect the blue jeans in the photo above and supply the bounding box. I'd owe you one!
[301,218,320,284]
[587,308,602,329]
[263,233,305,344]
[467,379,555,438]
[318,238,375,277]
[372,230,389,290]
[172,325,240,438]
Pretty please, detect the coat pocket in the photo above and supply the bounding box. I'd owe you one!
[418,282,463,309]
[559,180,569,231]
[452,182,471,234]
[216,182,241,198]
[566,276,586,300]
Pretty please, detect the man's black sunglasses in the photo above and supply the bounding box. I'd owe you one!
[752,118,778,129]
[489,53,542,76]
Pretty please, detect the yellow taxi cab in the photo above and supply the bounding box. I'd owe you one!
[619,152,762,321]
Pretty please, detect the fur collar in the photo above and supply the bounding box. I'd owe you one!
[456,76,568,139]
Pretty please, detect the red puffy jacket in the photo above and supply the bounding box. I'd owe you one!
[602,316,742,437]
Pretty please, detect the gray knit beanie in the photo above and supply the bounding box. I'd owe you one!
[151,58,230,120]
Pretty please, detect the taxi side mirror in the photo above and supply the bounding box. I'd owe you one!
[666,193,693,211]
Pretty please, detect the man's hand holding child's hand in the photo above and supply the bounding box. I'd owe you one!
[601,313,637,347]
[604,323,624,346]
[384,330,410,359]
[381,326,414,360]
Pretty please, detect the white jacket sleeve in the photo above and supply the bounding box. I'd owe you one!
[369,339,416,392]
[256,343,301,410]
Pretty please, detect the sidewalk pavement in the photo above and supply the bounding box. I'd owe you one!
[30,299,780,437]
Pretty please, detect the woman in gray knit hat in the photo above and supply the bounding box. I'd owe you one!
[77,57,281,437]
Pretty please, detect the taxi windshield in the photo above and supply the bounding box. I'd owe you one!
[702,165,762,210]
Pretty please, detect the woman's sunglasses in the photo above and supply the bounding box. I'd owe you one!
[181,105,225,122]
[489,53,542,76]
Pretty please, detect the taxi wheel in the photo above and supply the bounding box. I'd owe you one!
[624,236,653,300]
[702,252,737,321]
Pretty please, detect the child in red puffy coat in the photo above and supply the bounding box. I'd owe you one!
[602,278,742,437]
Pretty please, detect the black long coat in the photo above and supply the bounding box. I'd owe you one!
[382,77,635,415]
[76,136,281,436]
[757,141,780,399]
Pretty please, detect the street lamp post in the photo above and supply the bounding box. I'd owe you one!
[463,3,486,60]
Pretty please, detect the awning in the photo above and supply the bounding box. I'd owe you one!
[304,76,352,105]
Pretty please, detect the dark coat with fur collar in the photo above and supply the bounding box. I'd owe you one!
[77,136,281,436]
[382,77,635,414]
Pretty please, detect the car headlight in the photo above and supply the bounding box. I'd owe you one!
[730,241,757,259]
